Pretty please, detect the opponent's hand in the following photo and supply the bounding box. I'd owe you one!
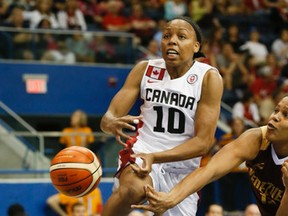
[131,184,173,215]
[130,153,154,177]
[107,115,141,147]
[282,160,288,187]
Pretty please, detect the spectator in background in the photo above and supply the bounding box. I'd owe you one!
[137,39,161,62]
[198,40,217,67]
[129,3,157,46]
[205,204,224,216]
[224,23,245,54]
[88,34,116,63]
[7,203,27,216]
[142,0,164,22]
[207,27,224,56]
[188,0,213,25]
[0,0,9,20]
[1,6,34,60]
[244,204,261,216]
[23,0,59,29]
[41,39,76,63]
[217,42,249,106]
[271,28,288,67]
[265,53,281,82]
[239,28,269,66]
[152,19,167,49]
[47,188,103,216]
[249,65,277,123]
[52,0,65,13]
[65,32,94,63]
[101,0,130,32]
[59,110,94,148]
[77,0,108,30]
[232,91,261,126]
[33,17,59,59]
[164,0,188,21]
[57,0,87,30]
[71,202,86,216]
[243,0,267,15]
[217,117,246,148]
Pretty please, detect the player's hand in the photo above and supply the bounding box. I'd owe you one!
[107,115,141,147]
[130,153,154,177]
[131,184,173,215]
[282,160,288,187]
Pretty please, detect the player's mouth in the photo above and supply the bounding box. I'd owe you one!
[166,49,179,58]
[267,122,276,130]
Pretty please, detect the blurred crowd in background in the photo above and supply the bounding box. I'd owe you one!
[1,0,288,137]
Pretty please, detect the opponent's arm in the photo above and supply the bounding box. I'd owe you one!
[132,127,262,213]
[100,61,146,146]
[276,160,288,216]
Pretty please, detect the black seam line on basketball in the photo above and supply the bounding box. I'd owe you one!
[53,166,101,187]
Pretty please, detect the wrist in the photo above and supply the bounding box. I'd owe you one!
[167,191,181,208]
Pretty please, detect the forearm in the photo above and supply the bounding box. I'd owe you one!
[152,136,213,163]
[276,189,288,216]
[166,167,215,207]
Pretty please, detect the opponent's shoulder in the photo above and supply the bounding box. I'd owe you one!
[241,127,263,148]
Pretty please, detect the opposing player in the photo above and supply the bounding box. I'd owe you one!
[132,96,288,216]
[100,16,223,216]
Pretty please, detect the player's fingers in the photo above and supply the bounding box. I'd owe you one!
[130,164,147,178]
[131,204,153,212]
[115,135,127,147]
[130,163,140,173]
[145,185,159,200]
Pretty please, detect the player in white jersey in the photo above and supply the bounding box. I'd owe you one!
[100,16,223,216]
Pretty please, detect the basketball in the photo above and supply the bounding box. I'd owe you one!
[50,146,102,197]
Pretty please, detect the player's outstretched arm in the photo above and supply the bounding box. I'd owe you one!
[100,61,146,146]
[276,160,288,216]
[132,128,262,214]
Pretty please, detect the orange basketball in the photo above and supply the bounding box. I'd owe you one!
[50,146,102,197]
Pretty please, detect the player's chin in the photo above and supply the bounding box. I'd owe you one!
[266,131,279,143]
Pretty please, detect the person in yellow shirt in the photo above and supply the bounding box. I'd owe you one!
[47,188,103,216]
[71,202,86,216]
[60,110,95,148]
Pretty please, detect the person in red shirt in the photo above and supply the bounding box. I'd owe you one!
[129,3,157,46]
[102,0,130,32]
[249,65,277,123]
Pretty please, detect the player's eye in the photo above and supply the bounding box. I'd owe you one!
[282,111,288,118]
[163,34,169,39]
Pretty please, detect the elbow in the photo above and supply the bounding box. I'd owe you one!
[199,137,215,156]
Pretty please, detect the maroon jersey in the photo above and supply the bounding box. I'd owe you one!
[246,127,287,216]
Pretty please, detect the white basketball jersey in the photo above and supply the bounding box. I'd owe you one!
[133,58,217,170]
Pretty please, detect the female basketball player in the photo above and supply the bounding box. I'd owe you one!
[132,96,288,216]
[100,16,223,216]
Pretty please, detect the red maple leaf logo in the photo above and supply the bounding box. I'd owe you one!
[153,70,159,75]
